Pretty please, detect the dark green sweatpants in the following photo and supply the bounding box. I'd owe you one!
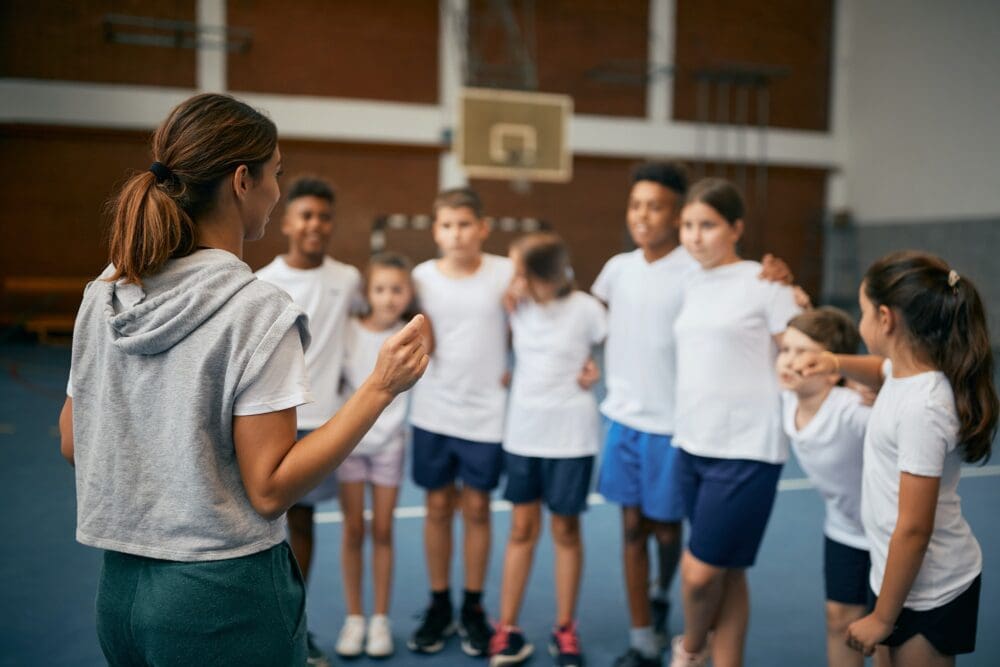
[96,542,307,666]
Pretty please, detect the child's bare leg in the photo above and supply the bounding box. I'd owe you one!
[339,481,367,616]
[889,633,954,667]
[551,513,583,626]
[622,506,652,627]
[424,485,456,591]
[371,483,400,616]
[462,486,490,591]
[825,601,866,667]
[287,504,315,578]
[651,520,682,594]
[461,485,492,592]
[709,568,749,667]
[498,502,542,625]
[680,550,726,653]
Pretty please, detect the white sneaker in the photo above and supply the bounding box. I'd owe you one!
[366,614,395,658]
[669,634,709,667]
[336,615,366,658]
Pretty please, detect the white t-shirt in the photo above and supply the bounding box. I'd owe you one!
[256,256,362,429]
[862,359,982,610]
[673,261,801,463]
[783,387,870,550]
[504,291,607,458]
[591,247,698,435]
[341,318,408,456]
[67,281,312,417]
[408,254,514,442]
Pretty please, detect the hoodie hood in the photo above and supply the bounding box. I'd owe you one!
[95,250,257,356]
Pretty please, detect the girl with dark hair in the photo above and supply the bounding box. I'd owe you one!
[58,93,428,665]
[489,233,607,667]
[797,250,997,665]
[670,178,802,667]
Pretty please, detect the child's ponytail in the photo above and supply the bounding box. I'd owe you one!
[864,251,998,463]
[104,93,278,284]
[107,167,196,284]
[938,273,997,462]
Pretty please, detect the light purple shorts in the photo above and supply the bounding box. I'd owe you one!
[336,444,406,487]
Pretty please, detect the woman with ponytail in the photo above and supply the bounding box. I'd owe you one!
[796,250,997,665]
[57,93,429,665]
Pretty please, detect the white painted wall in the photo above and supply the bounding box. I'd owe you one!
[842,0,1000,223]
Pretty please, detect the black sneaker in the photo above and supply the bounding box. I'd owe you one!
[458,603,494,657]
[407,602,456,654]
[612,647,662,667]
[306,632,332,667]
[548,621,584,667]
[650,597,670,648]
[489,624,534,666]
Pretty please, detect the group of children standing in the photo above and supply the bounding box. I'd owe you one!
[260,163,995,667]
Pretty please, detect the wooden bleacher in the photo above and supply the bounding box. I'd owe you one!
[2,276,90,344]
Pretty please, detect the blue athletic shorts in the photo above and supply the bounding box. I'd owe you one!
[596,420,685,522]
[503,452,594,516]
[411,426,504,492]
[824,536,870,605]
[676,449,782,568]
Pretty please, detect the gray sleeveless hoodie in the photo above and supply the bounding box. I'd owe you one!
[70,250,310,561]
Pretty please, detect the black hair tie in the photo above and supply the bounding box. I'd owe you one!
[149,161,174,184]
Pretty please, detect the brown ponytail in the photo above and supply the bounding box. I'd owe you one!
[106,93,277,284]
[864,251,998,463]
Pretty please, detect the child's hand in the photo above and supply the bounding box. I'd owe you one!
[792,285,813,309]
[759,253,794,285]
[845,612,893,656]
[577,358,600,390]
[791,350,837,378]
[846,379,877,406]
[503,277,528,314]
[370,314,430,395]
[501,370,512,388]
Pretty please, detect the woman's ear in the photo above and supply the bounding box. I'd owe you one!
[231,164,250,201]
[733,219,745,241]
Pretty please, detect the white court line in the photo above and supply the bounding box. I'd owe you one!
[315,465,1000,524]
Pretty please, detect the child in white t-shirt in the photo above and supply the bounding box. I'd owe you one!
[407,187,513,657]
[255,176,362,666]
[796,251,996,664]
[488,233,607,667]
[671,178,801,667]
[592,163,794,666]
[776,307,871,667]
[333,253,417,660]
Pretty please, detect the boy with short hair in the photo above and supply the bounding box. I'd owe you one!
[256,175,362,667]
[406,187,513,658]
[592,163,695,667]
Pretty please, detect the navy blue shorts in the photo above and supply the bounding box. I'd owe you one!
[675,449,782,568]
[503,452,594,516]
[824,537,870,605]
[596,420,685,522]
[411,426,504,492]
[869,575,980,655]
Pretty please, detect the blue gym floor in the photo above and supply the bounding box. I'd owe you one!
[2,341,998,666]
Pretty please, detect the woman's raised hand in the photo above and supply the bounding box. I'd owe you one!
[370,314,430,395]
